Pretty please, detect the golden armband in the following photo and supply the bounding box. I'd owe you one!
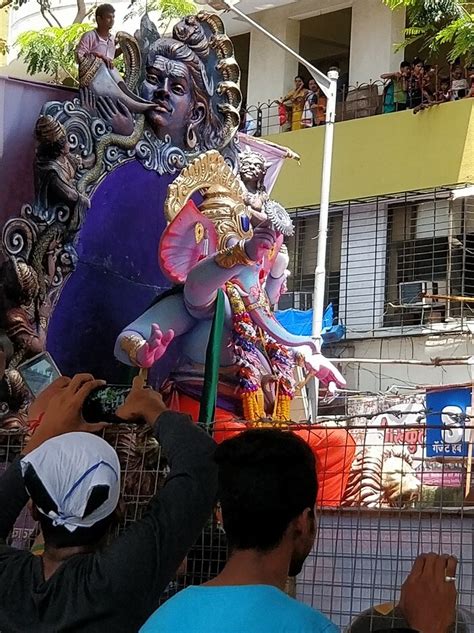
[120,334,145,367]
[214,240,255,269]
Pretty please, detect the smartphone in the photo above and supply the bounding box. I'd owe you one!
[82,385,131,424]
[17,352,61,397]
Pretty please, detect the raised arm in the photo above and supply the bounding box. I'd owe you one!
[115,292,196,367]
[0,376,107,544]
[95,380,218,624]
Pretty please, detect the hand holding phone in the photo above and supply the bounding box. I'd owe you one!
[23,374,109,454]
[81,385,132,424]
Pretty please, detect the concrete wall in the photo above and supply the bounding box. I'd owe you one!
[333,332,474,393]
[349,0,405,85]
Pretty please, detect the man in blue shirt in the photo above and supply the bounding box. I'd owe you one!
[141,428,339,633]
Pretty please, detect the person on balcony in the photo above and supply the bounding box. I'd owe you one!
[381,61,411,113]
[280,76,308,131]
[302,78,327,127]
[451,65,468,100]
[407,58,425,109]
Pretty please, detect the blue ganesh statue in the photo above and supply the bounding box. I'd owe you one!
[115,150,356,506]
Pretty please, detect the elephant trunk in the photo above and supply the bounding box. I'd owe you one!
[251,306,319,353]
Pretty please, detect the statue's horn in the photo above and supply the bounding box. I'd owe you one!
[79,57,155,114]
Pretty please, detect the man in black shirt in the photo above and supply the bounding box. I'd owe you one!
[0,374,217,632]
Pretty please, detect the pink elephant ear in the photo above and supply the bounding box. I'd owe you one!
[159,200,218,284]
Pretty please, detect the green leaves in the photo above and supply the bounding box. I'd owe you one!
[16,23,92,83]
[126,0,196,30]
[383,0,474,63]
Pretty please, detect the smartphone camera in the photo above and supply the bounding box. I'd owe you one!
[82,385,131,424]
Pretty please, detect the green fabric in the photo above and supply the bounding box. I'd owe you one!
[383,81,395,113]
[393,77,407,104]
[199,289,226,427]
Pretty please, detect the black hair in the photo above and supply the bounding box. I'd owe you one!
[23,462,115,549]
[295,75,306,85]
[96,3,115,19]
[39,513,113,549]
[400,61,410,69]
[214,429,317,552]
[412,57,423,66]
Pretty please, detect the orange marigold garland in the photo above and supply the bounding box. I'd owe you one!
[225,282,295,422]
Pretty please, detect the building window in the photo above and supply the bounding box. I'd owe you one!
[384,197,474,327]
[279,210,342,314]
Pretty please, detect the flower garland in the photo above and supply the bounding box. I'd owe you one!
[225,282,295,422]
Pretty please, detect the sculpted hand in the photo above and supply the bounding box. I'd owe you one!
[136,324,174,369]
[97,97,135,136]
[298,347,346,389]
[95,53,113,69]
[245,221,277,262]
[79,87,97,115]
[399,553,457,633]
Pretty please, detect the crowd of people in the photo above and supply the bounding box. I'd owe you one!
[382,58,474,113]
[279,75,329,131]
[0,371,464,632]
[239,59,473,135]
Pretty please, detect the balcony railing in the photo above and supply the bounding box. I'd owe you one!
[244,65,471,136]
[245,81,386,136]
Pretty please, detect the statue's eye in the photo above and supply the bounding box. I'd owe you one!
[146,74,158,85]
[240,215,250,232]
[172,83,185,95]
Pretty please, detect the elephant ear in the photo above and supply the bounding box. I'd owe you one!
[159,200,218,284]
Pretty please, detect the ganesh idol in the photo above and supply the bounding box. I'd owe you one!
[114,150,355,506]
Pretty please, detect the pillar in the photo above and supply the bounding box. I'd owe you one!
[349,0,405,86]
[246,12,300,106]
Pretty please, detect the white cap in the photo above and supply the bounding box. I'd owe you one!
[21,432,121,533]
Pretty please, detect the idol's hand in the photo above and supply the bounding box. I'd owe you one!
[245,221,277,262]
[135,324,174,368]
[298,347,346,389]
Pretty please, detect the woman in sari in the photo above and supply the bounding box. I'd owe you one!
[281,75,308,131]
[302,78,327,127]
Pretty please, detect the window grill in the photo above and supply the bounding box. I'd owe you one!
[283,185,474,337]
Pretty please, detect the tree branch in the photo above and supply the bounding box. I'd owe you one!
[0,0,13,9]
[40,6,53,27]
[73,0,87,24]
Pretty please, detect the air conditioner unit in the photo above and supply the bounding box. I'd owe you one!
[398,281,444,307]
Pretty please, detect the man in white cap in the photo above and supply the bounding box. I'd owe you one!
[0,373,217,632]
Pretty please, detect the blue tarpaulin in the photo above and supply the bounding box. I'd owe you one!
[275,303,345,344]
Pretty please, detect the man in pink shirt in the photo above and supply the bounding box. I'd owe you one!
[76,4,122,84]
